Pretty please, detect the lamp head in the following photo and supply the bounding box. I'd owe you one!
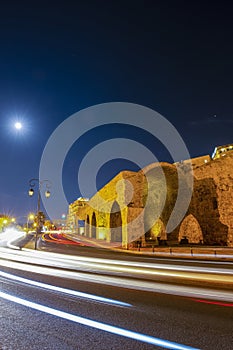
[45,190,51,198]
[29,188,34,196]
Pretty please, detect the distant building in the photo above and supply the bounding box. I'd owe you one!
[66,197,89,233]
[52,219,67,230]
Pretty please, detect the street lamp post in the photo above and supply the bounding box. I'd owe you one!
[2,219,8,232]
[28,178,51,250]
[26,213,35,231]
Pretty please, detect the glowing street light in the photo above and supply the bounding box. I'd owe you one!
[28,213,35,221]
[28,178,51,250]
[1,219,8,232]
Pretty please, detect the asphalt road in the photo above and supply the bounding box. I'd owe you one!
[0,247,232,349]
[0,263,232,350]
[0,234,232,350]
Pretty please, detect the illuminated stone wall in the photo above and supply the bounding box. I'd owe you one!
[70,147,233,247]
[192,153,233,246]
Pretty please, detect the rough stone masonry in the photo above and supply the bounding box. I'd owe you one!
[69,146,233,248]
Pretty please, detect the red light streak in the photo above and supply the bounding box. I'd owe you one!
[192,299,233,307]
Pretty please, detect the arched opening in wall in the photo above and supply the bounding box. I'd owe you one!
[110,201,122,243]
[85,215,90,237]
[145,218,167,245]
[91,213,97,239]
[179,214,203,244]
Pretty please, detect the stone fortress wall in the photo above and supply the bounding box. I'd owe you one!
[68,144,233,247]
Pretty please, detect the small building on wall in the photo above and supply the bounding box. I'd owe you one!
[212,144,233,159]
[68,144,233,248]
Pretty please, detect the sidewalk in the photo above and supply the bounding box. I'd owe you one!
[12,231,233,262]
[64,233,233,261]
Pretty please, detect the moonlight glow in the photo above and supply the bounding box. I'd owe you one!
[14,122,22,130]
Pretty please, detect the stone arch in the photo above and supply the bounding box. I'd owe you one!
[179,214,203,244]
[145,218,167,244]
[91,212,97,239]
[85,215,90,237]
[110,201,122,243]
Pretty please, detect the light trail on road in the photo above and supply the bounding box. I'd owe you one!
[0,270,131,307]
[0,290,199,350]
[0,245,232,349]
[0,256,233,303]
[0,247,232,287]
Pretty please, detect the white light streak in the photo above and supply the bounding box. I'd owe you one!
[0,229,25,250]
[1,246,233,284]
[21,247,233,275]
[0,259,233,303]
[0,247,232,304]
[0,270,131,307]
[0,291,199,350]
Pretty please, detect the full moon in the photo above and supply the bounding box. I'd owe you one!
[15,122,22,130]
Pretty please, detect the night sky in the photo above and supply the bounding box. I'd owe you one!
[0,1,232,220]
